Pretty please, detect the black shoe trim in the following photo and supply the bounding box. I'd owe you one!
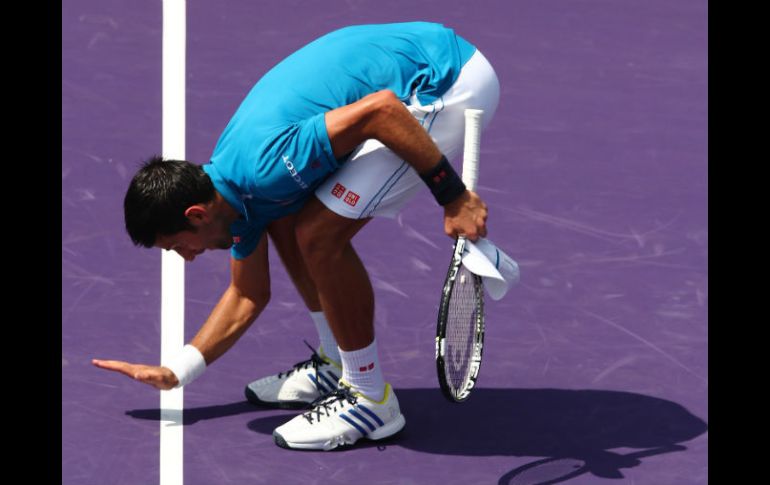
[273,431,290,449]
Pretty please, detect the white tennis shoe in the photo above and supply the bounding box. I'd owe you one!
[245,346,342,409]
[272,381,406,450]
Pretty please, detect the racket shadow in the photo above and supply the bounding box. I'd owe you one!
[243,387,706,481]
[393,387,706,454]
[496,444,686,485]
[393,387,706,483]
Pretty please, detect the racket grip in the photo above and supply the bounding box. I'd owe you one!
[462,108,484,192]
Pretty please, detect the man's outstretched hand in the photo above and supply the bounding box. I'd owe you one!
[92,359,179,390]
[443,190,488,241]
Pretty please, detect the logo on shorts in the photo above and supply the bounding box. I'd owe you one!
[331,183,346,199]
[344,191,360,207]
[233,236,241,244]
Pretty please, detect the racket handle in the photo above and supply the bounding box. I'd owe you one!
[462,108,484,192]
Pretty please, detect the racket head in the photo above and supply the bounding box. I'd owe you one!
[435,236,485,402]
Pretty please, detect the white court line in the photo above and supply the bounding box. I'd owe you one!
[160,2,186,485]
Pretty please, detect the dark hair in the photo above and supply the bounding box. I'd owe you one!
[124,156,216,247]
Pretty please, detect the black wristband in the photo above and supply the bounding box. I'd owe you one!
[419,155,466,206]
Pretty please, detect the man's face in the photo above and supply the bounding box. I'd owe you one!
[155,218,232,262]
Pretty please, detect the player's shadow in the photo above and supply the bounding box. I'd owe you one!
[247,387,707,484]
[126,401,265,425]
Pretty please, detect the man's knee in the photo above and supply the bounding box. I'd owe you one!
[295,214,327,265]
[295,198,367,267]
[295,200,346,266]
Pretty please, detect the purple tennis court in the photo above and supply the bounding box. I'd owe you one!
[62,1,708,484]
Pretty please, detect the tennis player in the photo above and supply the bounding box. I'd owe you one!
[93,21,499,450]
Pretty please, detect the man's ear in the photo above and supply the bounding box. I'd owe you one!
[184,205,210,226]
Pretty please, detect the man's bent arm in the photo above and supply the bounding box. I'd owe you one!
[92,234,271,390]
[324,89,442,171]
[190,233,271,365]
[324,89,488,239]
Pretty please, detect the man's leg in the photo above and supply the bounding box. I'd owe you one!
[294,197,374,351]
[266,215,322,313]
[271,196,405,451]
[266,216,342,364]
[243,214,347,409]
[295,196,390,402]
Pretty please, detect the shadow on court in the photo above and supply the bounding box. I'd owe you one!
[126,401,263,425]
[247,388,707,483]
[127,388,706,484]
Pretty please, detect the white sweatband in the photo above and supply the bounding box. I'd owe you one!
[165,344,207,388]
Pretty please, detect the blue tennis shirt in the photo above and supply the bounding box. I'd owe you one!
[202,22,477,259]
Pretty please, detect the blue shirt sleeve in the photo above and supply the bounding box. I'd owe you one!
[251,111,338,205]
[229,112,338,260]
[229,217,267,260]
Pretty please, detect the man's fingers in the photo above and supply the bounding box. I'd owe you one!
[93,359,175,390]
[92,359,136,377]
[443,191,489,241]
[92,358,123,368]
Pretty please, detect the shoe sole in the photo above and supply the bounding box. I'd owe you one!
[244,386,313,410]
[273,414,406,451]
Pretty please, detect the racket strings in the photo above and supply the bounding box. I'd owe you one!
[444,265,479,390]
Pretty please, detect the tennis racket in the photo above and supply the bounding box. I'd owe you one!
[435,108,485,403]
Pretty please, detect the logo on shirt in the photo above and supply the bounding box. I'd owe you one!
[331,183,346,199]
[282,155,309,190]
[344,191,360,207]
[233,236,241,244]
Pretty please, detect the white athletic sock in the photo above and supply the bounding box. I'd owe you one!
[339,339,386,401]
[309,311,341,365]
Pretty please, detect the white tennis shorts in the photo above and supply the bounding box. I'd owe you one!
[315,49,500,219]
